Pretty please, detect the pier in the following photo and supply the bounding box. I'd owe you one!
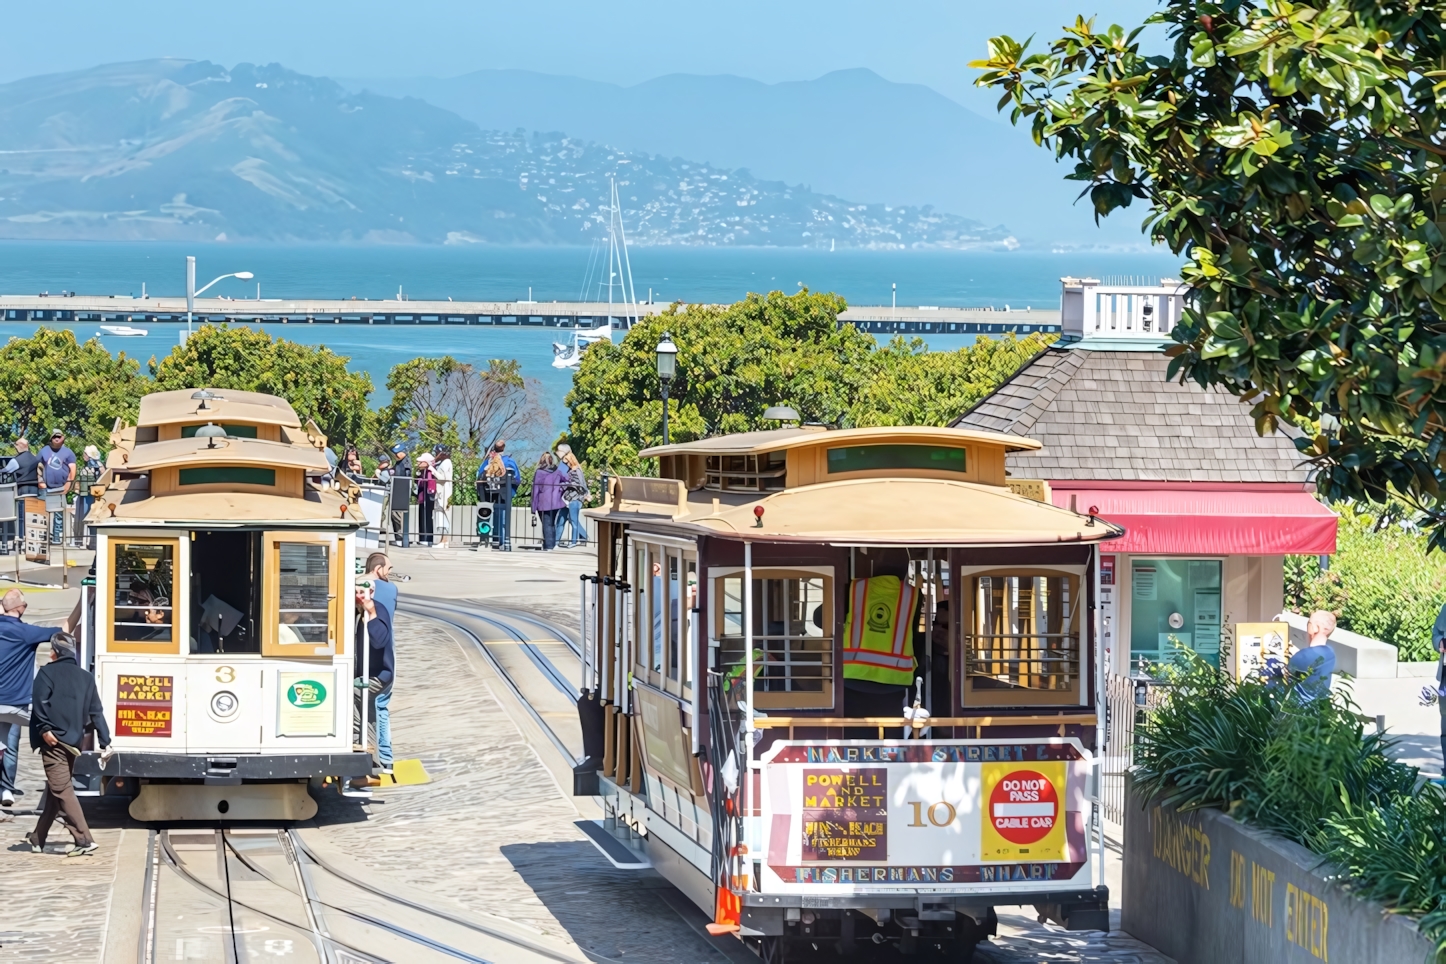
[0,295,1062,336]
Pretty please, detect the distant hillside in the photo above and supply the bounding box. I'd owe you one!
[347,68,1145,248]
[0,60,1013,248]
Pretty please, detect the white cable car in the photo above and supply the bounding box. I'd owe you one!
[74,388,372,822]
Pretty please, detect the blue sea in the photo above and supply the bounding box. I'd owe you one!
[0,241,1183,436]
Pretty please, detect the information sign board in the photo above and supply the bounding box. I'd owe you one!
[23,497,48,563]
[759,739,1093,895]
[115,675,173,737]
[277,671,336,737]
[1231,621,1292,680]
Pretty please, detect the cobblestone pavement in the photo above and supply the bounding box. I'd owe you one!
[311,617,748,963]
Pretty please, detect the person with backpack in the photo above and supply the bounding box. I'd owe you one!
[556,443,590,548]
[479,442,521,551]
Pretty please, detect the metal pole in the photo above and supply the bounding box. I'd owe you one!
[580,575,590,695]
[690,599,702,755]
[743,540,754,848]
[661,382,670,446]
[361,609,370,758]
[185,256,195,340]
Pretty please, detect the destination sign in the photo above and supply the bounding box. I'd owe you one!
[115,674,173,738]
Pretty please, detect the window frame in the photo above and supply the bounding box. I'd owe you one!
[260,530,346,658]
[106,536,183,655]
[707,565,835,711]
[957,565,1087,708]
[631,537,698,698]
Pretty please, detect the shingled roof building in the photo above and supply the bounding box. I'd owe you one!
[955,277,1337,674]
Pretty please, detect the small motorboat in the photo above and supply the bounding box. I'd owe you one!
[98,324,148,337]
[552,328,612,369]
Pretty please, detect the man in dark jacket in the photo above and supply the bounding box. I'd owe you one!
[352,585,394,788]
[29,633,109,855]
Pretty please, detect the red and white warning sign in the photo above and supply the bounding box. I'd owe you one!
[981,762,1066,860]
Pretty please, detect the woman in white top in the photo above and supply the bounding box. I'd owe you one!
[432,447,454,546]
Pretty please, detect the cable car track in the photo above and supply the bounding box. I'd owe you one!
[138,826,586,964]
[395,598,583,764]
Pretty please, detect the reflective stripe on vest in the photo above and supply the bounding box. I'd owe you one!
[841,576,918,684]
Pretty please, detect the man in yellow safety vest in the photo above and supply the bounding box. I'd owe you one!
[842,576,919,686]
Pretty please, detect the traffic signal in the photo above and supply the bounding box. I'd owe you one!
[476,503,494,536]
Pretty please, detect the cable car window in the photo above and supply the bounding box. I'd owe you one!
[963,571,1081,706]
[179,467,276,487]
[113,543,175,643]
[826,444,965,474]
[666,550,681,682]
[277,544,330,645]
[715,570,833,710]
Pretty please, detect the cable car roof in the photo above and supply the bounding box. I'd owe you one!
[91,477,360,526]
[591,476,1121,546]
[637,424,1042,459]
[111,435,330,473]
[137,388,303,429]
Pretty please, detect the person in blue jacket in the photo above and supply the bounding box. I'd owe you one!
[352,583,393,788]
[0,589,75,809]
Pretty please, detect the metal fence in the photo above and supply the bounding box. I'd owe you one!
[357,502,600,550]
[1101,673,1165,825]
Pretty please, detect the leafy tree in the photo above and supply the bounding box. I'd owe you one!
[973,1,1446,545]
[374,356,549,459]
[851,333,1054,426]
[1287,504,1446,659]
[0,328,145,449]
[149,325,373,447]
[564,288,1051,475]
[564,290,876,475]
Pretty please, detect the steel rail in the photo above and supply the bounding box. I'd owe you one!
[396,602,581,765]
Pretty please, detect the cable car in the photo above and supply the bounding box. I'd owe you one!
[578,425,1121,960]
[73,388,372,821]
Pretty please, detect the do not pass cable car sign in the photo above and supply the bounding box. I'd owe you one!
[983,765,1065,859]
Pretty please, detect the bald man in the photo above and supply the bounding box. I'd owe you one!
[1289,610,1338,703]
[0,589,73,809]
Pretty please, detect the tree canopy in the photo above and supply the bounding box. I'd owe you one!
[974,0,1446,544]
[149,325,373,447]
[563,289,1051,475]
[0,328,145,447]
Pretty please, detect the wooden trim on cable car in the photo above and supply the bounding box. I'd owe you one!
[106,536,183,655]
[751,713,1097,739]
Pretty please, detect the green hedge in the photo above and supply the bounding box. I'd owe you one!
[1287,505,1446,662]
[1136,659,1446,958]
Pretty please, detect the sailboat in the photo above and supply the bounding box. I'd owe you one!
[554,178,639,369]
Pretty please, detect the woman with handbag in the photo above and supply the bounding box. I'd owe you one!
[414,452,437,547]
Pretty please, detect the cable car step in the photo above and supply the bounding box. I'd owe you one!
[574,819,651,869]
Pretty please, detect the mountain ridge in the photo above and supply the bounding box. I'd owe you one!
[0,59,1016,248]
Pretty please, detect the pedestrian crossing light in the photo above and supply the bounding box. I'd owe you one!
[476,503,494,537]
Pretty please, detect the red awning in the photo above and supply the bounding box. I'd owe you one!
[1049,484,1337,555]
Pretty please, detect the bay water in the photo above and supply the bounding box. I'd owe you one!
[0,241,1183,437]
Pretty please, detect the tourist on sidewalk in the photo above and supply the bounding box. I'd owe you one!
[1288,610,1337,703]
[28,632,109,856]
[387,445,411,547]
[433,446,453,547]
[37,430,76,547]
[352,583,394,787]
[4,439,40,498]
[532,452,567,551]
[0,589,75,810]
[556,444,590,548]
[482,442,520,551]
[414,452,437,547]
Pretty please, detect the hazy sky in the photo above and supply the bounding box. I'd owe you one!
[3,0,1162,113]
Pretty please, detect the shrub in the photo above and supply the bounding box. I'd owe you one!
[1286,505,1446,661]
[1134,657,1445,956]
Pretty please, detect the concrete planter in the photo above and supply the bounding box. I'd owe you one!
[1122,782,1438,964]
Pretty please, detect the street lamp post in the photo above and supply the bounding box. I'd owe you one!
[185,255,255,342]
[655,332,677,446]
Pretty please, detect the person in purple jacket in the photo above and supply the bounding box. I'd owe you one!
[531,452,567,551]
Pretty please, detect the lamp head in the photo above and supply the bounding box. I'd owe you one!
[191,388,224,411]
[194,422,227,448]
[763,405,799,422]
[655,333,678,382]
[234,272,254,280]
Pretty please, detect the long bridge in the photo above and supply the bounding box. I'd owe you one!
[0,295,1062,336]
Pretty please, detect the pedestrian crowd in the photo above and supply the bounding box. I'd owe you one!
[3,432,106,552]
[349,439,591,552]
